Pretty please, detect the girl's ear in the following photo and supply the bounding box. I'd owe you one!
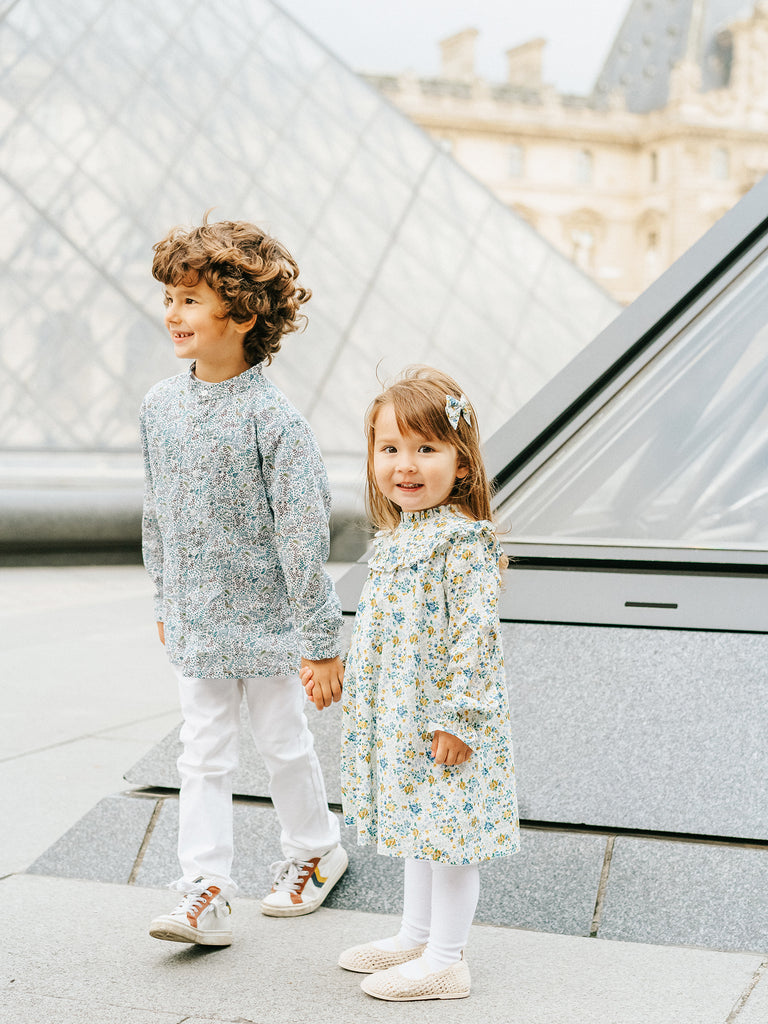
[456,462,469,480]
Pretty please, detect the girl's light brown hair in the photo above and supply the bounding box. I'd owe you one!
[365,365,493,531]
[152,214,310,366]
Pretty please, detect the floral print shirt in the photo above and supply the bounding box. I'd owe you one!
[140,363,342,679]
[340,505,519,864]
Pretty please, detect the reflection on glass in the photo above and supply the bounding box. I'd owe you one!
[501,249,768,549]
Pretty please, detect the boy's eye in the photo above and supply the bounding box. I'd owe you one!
[184,296,196,304]
[418,445,435,453]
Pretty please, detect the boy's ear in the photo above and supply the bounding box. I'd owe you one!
[233,314,257,335]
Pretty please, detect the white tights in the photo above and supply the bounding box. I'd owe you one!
[393,858,480,969]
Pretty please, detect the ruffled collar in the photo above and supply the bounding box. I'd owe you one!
[370,505,466,572]
[399,504,455,525]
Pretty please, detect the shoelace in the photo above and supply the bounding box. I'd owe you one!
[173,888,217,917]
[269,858,314,894]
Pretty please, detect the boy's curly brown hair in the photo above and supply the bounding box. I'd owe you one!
[151,215,311,366]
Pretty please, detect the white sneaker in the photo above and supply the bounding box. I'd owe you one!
[260,844,348,917]
[149,879,232,945]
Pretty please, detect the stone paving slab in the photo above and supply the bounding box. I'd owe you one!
[734,965,768,1023]
[3,992,186,1024]
[27,793,157,884]
[30,793,608,937]
[598,836,768,953]
[2,873,764,1024]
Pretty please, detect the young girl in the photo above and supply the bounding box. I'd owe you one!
[302,365,519,1002]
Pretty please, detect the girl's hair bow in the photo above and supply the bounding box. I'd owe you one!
[445,394,471,430]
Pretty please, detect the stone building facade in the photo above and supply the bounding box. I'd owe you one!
[364,1,768,303]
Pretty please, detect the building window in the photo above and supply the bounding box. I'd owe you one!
[712,146,730,180]
[575,149,593,185]
[508,143,525,178]
[650,150,659,183]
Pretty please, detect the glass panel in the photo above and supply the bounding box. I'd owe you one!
[419,150,494,229]
[1,0,617,461]
[332,143,413,231]
[501,248,768,550]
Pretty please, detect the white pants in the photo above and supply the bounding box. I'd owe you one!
[173,669,339,899]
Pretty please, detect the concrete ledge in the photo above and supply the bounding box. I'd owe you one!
[0,452,372,560]
[26,790,768,953]
[4,873,766,1024]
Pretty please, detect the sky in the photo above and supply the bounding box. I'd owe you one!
[277,0,632,95]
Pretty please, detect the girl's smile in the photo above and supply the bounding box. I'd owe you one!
[372,403,467,513]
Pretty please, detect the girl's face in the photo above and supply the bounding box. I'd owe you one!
[372,403,467,514]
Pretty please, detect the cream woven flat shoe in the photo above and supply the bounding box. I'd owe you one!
[360,959,471,1001]
[338,940,427,974]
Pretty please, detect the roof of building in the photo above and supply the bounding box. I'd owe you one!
[593,0,755,112]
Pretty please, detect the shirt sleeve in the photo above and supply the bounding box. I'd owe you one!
[426,526,502,750]
[139,400,165,622]
[259,411,342,661]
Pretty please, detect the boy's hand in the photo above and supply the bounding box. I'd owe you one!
[300,656,343,710]
[157,621,165,645]
[431,729,472,765]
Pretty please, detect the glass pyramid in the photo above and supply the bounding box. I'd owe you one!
[0,0,618,464]
[495,174,768,555]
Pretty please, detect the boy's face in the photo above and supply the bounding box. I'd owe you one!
[162,277,253,381]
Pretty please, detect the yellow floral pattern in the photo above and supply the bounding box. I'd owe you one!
[341,505,520,864]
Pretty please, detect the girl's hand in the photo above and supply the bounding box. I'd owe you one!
[431,730,472,765]
[299,664,315,700]
[156,621,165,645]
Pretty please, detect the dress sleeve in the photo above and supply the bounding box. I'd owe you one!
[139,400,165,622]
[426,525,503,750]
[259,411,342,661]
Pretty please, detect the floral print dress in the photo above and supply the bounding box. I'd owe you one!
[340,505,519,864]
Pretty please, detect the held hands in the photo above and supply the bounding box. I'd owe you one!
[300,656,344,710]
[432,729,472,765]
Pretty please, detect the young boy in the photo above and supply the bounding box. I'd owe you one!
[140,217,347,946]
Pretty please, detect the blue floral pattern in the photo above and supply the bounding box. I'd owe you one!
[140,363,342,678]
[341,505,519,864]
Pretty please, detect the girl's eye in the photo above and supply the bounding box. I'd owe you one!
[184,297,196,304]
[418,445,435,453]
[383,445,397,454]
